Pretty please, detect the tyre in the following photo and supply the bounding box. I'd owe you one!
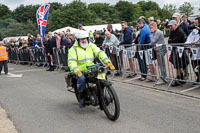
[101,85,120,121]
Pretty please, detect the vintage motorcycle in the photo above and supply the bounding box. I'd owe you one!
[66,63,120,121]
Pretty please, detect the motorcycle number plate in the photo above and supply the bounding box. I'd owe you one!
[97,73,106,80]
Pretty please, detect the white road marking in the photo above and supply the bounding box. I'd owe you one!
[10,69,44,73]
[8,68,14,70]
[7,73,23,78]
[180,86,200,93]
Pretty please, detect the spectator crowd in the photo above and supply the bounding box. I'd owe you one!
[2,13,200,87]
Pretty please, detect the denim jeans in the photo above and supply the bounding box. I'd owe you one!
[155,46,167,79]
[76,75,86,91]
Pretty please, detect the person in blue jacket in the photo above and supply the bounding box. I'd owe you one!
[120,21,136,78]
[136,19,151,81]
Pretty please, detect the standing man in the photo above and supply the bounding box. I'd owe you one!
[136,19,151,81]
[120,21,136,78]
[148,17,154,24]
[103,31,120,74]
[156,19,162,30]
[46,32,57,71]
[172,13,190,80]
[107,24,117,37]
[168,20,188,87]
[0,41,8,75]
[94,31,104,48]
[172,13,189,40]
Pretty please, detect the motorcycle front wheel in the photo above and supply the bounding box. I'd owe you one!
[101,85,120,121]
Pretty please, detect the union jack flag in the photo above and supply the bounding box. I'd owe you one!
[36,4,50,45]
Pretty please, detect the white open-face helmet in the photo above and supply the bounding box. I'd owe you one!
[76,30,89,39]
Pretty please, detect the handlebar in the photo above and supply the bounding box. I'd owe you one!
[84,64,108,75]
[69,63,110,77]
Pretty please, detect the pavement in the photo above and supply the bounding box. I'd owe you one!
[1,63,200,133]
[0,106,18,133]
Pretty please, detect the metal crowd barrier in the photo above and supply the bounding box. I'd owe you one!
[8,43,200,89]
[52,47,69,70]
[103,43,200,89]
[8,47,69,70]
[8,48,47,66]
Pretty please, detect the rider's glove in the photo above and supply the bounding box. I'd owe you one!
[76,70,82,77]
[106,62,115,70]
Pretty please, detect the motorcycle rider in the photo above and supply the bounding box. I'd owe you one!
[68,30,115,108]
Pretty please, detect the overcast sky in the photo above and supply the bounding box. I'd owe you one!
[1,0,200,10]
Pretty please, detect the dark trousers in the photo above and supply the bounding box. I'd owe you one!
[0,61,8,74]
[137,55,147,78]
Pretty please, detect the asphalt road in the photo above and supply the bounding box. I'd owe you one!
[1,63,200,133]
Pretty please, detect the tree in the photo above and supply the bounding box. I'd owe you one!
[160,9,172,20]
[0,4,11,19]
[145,10,159,20]
[47,0,94,30]
[1,0,183,40]
[163,4,176,14]
[137,1,161,21]
[0,18,26,40]
[115,1,135,22]
[132,4,142,21]
[88,3,120,24]
[138,1,160,11]
[48,2,62,12]
[178,2,194,16]
[23,19,38,36]
[12,4,40,24]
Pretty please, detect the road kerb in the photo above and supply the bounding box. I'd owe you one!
[0,105,18,133]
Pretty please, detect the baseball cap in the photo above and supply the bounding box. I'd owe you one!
[172,13,180,18]
[168,20,177,26]
[78,24,83,27]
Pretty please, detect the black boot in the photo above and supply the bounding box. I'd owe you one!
[172,76,181,87]
[78,91,85,108]
[171,81,181,87]
[47,66,54,71]
[50,67,54,71]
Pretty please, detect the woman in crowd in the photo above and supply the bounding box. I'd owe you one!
[149,22,167,84]
[64,35,74,50]
[186,17,200,85]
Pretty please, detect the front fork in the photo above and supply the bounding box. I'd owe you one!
[96,79,112,110]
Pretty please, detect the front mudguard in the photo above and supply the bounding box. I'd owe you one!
[100,80,112,87]
[97,80,112,110]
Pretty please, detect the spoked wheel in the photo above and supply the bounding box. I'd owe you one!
[101,85,120,121]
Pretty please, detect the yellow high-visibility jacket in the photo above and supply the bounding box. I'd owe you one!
[89,32,94,37]
[0,46,8,61]
[68,41,110,73]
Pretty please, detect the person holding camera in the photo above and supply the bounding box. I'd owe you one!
[186,17,200,85]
